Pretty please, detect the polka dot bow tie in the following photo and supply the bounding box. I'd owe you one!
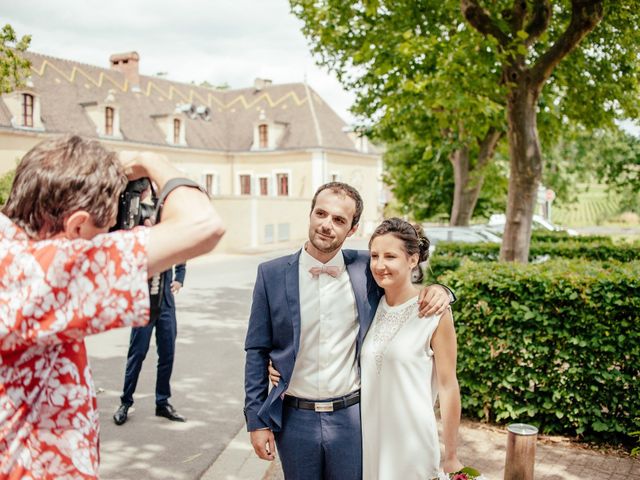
[309,266,342,278]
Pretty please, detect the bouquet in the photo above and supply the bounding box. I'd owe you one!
[435,466,486,480]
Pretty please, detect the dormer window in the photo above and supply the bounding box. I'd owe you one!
[258,124,268,149]
[22,94,34,127]
[173,119,181,144]
[105,107,114,136]
[6,90,43,130]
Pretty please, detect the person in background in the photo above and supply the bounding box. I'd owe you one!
[113,263,189,425]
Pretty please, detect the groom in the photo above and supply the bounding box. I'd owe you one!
[244,182,454,479]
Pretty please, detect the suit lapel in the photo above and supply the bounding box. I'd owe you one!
[285,250,302,356]
[344,250,376,354]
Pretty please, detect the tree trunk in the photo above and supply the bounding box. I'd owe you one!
[449,147,476,226]
[500,84,543,262]
[450,129,503,226]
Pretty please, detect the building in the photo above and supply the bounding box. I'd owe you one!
[0,51,383,251]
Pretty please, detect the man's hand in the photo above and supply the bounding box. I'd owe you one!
[418,284,451,317]
[250,429,276,461]
[170,281,182,294]
[268,360,281,387]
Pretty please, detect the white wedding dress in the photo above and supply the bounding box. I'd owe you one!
[361,295,442,480]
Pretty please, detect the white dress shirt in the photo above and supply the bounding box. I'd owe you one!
[286,245,361,399]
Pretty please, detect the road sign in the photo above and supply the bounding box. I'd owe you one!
[545,189,556,202]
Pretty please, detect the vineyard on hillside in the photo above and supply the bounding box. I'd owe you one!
[551,184,621,227]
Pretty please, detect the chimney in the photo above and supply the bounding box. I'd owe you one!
[110,51,140,90]
[254,78,273,91]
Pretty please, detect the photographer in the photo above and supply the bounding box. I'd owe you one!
[0,135,225,478]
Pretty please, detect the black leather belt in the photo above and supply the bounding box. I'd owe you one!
[283,390,360,413]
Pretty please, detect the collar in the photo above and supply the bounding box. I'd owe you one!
[299,242,345,270]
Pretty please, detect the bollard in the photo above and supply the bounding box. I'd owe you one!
[504,423,538,480]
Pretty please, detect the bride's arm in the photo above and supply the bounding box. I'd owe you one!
[432,309,464,473]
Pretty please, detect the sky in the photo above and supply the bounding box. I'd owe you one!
[2,0,358,123]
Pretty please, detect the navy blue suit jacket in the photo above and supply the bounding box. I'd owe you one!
[243,249,383,432]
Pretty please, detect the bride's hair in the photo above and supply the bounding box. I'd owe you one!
[368,217,430,283]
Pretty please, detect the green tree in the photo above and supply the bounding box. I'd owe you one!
[290,1,639,260]
[291,1,506,226]
[0,24,31,93]
[383,134,508,221]
[461,1,639,260]
[0,169,15,206]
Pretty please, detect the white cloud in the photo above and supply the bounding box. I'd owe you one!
[3,0,357,123]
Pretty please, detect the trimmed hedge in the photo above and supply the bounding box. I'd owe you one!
[427,240,640,281]
[443,260,640,445]
[530,230,613,244]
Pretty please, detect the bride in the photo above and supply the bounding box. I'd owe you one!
[361,217,464,479]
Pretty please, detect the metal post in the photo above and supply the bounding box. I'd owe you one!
[504,423,538,480]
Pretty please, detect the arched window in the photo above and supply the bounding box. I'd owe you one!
[258,124,268,149]
[22,94,34,127]
[105,107,114,136]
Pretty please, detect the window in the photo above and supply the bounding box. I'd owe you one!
[173,118,181,144]
[240,174,252,195]
[22,93,34,127]
[276,173,289,196]
[105,107,114,136]
[259,177,269,196]
[204,174,215,196]
[258,124,268,149]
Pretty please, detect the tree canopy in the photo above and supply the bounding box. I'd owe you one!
[290,0,640,260]
[0,24,31,94]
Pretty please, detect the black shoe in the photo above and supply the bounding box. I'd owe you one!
[113,404,130,426]
[155,403,186,422]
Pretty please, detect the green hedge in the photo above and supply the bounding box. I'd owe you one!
[443,260,640,445]
[530,230,612,243]
[427,240,640,281]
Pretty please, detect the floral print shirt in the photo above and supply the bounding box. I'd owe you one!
[0,213,149,479]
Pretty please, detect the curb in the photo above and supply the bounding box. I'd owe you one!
[200,426,274,480]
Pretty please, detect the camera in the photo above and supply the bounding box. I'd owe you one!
[113,178,154,230]
[113,177,163,322]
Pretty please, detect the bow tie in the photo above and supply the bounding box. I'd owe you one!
[309,266,342,278]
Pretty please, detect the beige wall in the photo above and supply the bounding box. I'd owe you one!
[212,195,311,252]
[0,130,48,174]
[326,151,383,236]
[0,129,384,248]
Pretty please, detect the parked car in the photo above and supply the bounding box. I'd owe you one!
[485,214,578,236]
[422,225,502,247]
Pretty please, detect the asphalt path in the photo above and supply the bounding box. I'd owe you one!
[87,238,369,480]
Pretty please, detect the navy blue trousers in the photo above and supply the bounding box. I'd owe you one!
[120,304,177,407]
[275,401,362,480]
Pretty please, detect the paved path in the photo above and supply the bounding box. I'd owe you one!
[257,419,640,480]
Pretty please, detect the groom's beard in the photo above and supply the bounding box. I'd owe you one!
[309,229,346,254]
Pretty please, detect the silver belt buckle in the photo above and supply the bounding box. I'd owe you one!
[314,402,334,412]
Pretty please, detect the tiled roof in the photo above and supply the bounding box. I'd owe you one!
[0,51,362,153]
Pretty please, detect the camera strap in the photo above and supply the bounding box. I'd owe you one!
[153,177,208,222]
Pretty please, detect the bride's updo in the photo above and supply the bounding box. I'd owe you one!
[369,217,430,283]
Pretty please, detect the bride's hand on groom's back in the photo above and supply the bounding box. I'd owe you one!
[268,360,281,387]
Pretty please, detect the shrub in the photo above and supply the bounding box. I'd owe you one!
[444,260,640,446]
[530,230,612,244]
[427,240,640,281]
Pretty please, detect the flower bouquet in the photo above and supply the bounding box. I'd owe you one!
[435,466,486,480]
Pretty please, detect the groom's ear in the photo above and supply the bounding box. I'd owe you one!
[347,223,359,237]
